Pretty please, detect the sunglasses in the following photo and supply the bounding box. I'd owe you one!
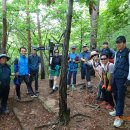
[101,58,107,61]
[91,54,98,58]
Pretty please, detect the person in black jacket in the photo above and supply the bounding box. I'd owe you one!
[0,54,11,114]
[50,49,62,94]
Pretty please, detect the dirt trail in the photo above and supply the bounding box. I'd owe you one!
[0,74,130,130]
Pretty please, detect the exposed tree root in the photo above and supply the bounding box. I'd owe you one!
[12,108,25,130]
[34,120,59,130]
[70,113,91,119]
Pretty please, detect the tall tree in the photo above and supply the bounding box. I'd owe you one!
[36,10,45,79]
[89,0,100,49]
[59,0,73,125]
[26,0,31,54]
[2,0,7,53]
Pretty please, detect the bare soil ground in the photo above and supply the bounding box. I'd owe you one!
[0,74,130,130]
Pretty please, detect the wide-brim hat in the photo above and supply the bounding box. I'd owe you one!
[90,51,99,58]
[0,54,10,61]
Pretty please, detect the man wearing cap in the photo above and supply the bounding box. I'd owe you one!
[67,46,79,90]
[109,36,130,127]
[0,54,11,114]
[14,47,36,100]
[28,46,41,94]
[79,44,93,92]
[101,42,115,63]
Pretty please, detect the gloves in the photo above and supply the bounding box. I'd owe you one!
[125,80,130,87]
[107,85,112,92]
[102,84,106,89]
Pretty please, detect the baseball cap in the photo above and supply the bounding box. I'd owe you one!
[71,46,76,49]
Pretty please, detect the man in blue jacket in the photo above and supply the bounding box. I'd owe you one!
[28,46,41,94]
[80,44,93,93]
[14,47,36,100]
[67,46,79,90]
[0,54,11,114]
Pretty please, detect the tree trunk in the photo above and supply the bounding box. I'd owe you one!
[59,0,73,125]
[26,0,31,54]
[36,11,45,79]
[1,0,7,53]
[89,0,100,49]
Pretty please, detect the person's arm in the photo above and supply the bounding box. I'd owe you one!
[80,53,86,62]
[127,53,130,81]
[110,48,115,58]
[108,63,114,86]
[14,58,19,76]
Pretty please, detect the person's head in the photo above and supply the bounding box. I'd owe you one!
[90,51,99,60]
[116,36,126,50]
[0,54,10,64]
[19,47,27,56]
[82,44,88,52]
[71,46,76,53]
[32,46,37,55]
[54,49,59,57]
[100,53,109,65]
[102,42,109,49]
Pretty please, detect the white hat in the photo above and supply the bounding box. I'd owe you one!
[90,51,99,58]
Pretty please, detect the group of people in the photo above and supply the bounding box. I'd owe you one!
[0,46,41,114]
[0,35,130,128]
[48,35,130,128]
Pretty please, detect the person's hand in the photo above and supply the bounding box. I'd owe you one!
[125,80,130,87]
[107,85,112,92]
[102,84,106,89]
[73,59,75,62]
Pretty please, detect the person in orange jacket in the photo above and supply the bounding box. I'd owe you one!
[100,53,115,110]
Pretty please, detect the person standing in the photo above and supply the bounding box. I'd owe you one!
[28,46,41,94]
[14,47,36,100]
[67,46,79,90]
[109,36,130,127]
[0,54,11,114]
[79,44,93,92]
[50,49,62,94]
[101,42,115,63]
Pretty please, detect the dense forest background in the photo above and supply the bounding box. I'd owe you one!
[0,0,130,72]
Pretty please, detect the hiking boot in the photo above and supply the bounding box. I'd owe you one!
[16,96,21,101]
[67,85,71,90]
[30,94,38,98]
[71,84,76,91]
[109,110,116,116]
[0,108,10,115]
[113,118,123,128]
